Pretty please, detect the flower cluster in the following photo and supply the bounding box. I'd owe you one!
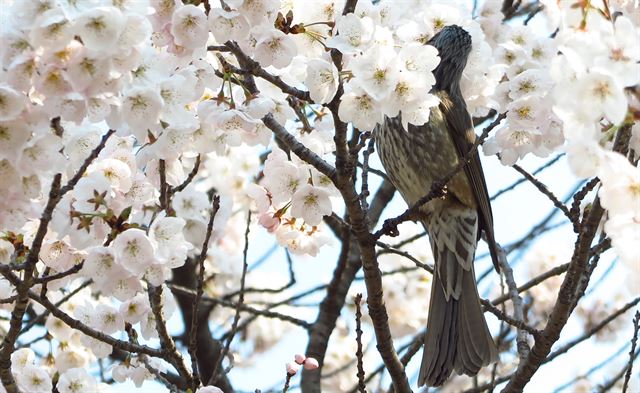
[480,4,564,165]
[480,1,639,274]
[546,4,639,271]
[9,347,110,393]
[286,353,319,375]
[247,141,335,256]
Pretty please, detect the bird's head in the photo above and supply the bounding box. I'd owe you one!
[428,25,472,93]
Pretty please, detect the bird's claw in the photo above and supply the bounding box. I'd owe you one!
[382,219,400,237]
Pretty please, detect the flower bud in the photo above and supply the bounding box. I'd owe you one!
[286,362,299,375]
[294,354,306,365]
[303,357,319,370]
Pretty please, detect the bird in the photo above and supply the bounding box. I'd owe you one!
[375,25,499,387]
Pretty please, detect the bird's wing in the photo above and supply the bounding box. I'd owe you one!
[437,91,500,271]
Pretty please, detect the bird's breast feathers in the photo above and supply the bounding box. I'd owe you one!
[375,108,476,210]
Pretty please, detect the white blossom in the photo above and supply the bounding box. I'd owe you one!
[57,368,97,393]
[29,9,73,50]
[398,43,439,86]
[121,87,164,138]
[208,9,250,43]
[508,69,552,100]
[15,364,52,393]
[10,348,35,371]
[326,14,375,54]
[305,58,339,104]
[40,239,75,271]
[239,0,279,25]
[75,7,125,52]
[171,4,209,49]
[90,158,133,193]
[262,161,308,206]
[149,214,192,267]
[0,84,26,121]
[95,303,124,334]
[254,28,297,69]
[290,184,332,226]
[599,152,640,217]
[173,185,209,220]
[350,44,400,101]
[338,85,382,131]
[45,315,73,342]
[0,121,30,161]
[119,293,151,324]
[594,16,640,87]
[574,70,628,125]
[196,387,224,393]
[112,229,156,278]
[17,134,64,176]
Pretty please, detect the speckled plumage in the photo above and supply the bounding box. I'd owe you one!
[375,25,498,387]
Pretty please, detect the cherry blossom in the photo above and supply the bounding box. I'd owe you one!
[80,9,123,46]
[57,368,97,393]
[304,58,340,104]
[326,13,375,54]
[337,85,381,131]
[111,228,155,278]
[0,84,26,121]
[254,28,297,69]
[350,44,400,101]
[15,364,52,393]
[290,184,332,226]
[208,8,250,44]
[170,5,209,50]
[121,86,164,137]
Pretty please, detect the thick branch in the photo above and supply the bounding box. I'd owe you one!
[501,125,632,392]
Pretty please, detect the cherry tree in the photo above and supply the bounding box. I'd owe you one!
[0,0,638,392]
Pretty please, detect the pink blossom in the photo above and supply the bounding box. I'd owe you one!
[259,212,281,233]
[286,362,299,375]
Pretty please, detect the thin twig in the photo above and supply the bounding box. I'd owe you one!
[553,343,629,393]
[512,163,573,223]
[481,299,541,337]
[490,154,564,201]
[170,284,311,329]
[171,155,202,195]
[282,371,295,393]
[375,241,433,274]
[158,159,169,211]
[621,311,639,393]
[20,281,92,335]
[27,289,163,357]
[497,243,531,359]
[354,293,367,393]
[148,285,193,386]
[569,177,599,232]
[224,41,311,102]
[189,195,221,390]
[210,211,251,382]
[360,134,375,212]
[598,348,640,392]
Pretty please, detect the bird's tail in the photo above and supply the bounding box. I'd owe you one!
[418,235,498,387]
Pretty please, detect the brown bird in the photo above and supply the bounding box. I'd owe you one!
[375,25,499,387]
